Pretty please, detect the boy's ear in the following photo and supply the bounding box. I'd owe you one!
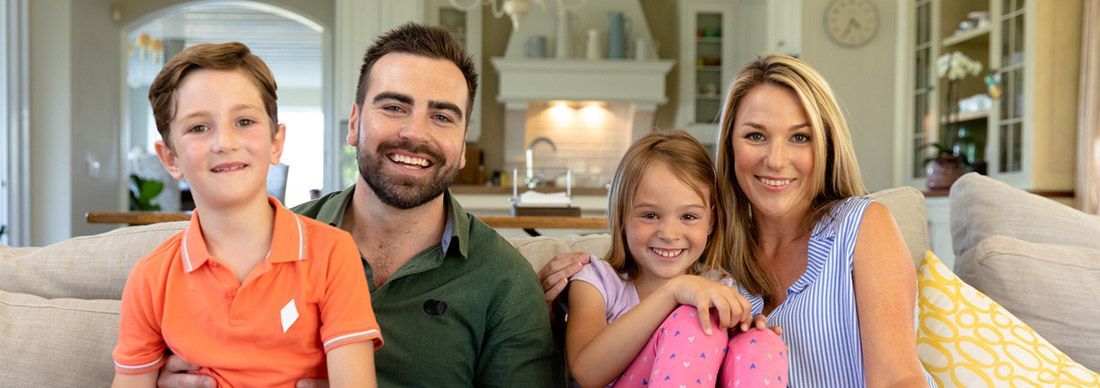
[269,123,286,165]
[154,140,185,180]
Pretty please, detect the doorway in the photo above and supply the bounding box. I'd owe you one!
[124,2,326,208]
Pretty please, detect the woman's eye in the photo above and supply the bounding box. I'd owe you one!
[792,133,811,143]
[746,132,765,142]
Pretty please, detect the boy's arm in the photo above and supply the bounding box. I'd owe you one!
[111,370,158,388]
[326,342,376,388]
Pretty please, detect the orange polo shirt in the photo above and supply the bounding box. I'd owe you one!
[113,196,381,386]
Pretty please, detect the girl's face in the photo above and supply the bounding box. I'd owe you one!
[730,83,816,222]
[626,161,713,284]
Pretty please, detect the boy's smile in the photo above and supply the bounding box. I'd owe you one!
[155,68,285,211]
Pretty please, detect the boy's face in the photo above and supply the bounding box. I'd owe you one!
[347,53,468,209]
[155,68,285,210]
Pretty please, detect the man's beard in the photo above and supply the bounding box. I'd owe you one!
[357,137,459,209]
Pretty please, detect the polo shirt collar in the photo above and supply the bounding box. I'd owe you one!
[315,185,471,260]
[181,196,307,273]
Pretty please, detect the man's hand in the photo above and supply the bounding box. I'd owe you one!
[294,378,329,388]
[537,252,590,305]
[157,355,214,388]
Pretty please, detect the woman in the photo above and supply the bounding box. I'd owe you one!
[716,54,932,386]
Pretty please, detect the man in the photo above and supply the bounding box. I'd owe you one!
[159,23,561,387]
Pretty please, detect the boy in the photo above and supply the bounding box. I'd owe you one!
[111,42,381,387]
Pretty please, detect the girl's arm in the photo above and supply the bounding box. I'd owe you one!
[326,342,376,388]
[852,202,929,388]
[111,372,157,388]
[565,276,750,387]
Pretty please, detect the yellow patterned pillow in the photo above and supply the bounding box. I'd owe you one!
[916,252,1099,386]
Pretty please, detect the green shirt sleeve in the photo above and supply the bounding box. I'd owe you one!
[475,242,564,387]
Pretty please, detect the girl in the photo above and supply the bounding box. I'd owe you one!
[566,130,788,388]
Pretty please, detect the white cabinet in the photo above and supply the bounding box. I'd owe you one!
[925,196,955,269]
[425,0,483,142]
[903,0,1082,192]
[676,0,737,144]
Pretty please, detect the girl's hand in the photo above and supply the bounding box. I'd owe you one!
[743,314,783,336]
[667,275,752,335]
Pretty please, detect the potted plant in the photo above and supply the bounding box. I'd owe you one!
[926,51,983,190]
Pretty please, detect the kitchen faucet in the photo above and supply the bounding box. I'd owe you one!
[525,137,557,189]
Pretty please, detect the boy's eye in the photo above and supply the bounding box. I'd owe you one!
[791,133,811,143]
[237,118,256,127]
[187,124,209,133]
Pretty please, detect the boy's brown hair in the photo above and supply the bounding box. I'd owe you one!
[355,23,478,127]
[604,130,727,280]
[148,41,278,148]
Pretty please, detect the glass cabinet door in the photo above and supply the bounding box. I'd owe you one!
[996,0,1025,173]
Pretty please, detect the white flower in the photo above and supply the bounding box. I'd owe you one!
[936,51,983,81]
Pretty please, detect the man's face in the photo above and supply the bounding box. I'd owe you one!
[348,53,468,209]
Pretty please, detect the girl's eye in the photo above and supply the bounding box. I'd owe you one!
[792,133,811,143]
[682,214,699,221]
[641,213,658,220]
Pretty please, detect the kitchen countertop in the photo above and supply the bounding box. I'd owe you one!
[450,185,609,196]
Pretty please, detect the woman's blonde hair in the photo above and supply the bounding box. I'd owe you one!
[605,130,728,280]
[714,54,867,300]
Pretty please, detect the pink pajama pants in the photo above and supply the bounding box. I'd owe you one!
[613,305,788,387]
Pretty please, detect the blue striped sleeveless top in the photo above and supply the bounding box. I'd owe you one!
[737,197,936,387]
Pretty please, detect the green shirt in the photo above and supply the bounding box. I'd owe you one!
[292,186,562,387]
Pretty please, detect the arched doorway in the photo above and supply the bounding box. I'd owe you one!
[122,1,328,208]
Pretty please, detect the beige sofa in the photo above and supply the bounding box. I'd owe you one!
[0,173,1094,386]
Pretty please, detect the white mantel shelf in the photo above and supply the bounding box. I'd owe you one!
[491,58,675,109]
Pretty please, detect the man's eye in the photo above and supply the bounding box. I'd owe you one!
[432,113,454,123]
[383,105,405,113]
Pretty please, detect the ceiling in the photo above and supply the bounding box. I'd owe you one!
[129,4,323,89]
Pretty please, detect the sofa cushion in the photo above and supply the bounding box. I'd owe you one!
[949,172,1100,257]
[867,186,929,265]
[0,290,119,386]
[916,252,1099,385]
[0,221,186,299]
[508,233,612,271]
[954,235,1100,372]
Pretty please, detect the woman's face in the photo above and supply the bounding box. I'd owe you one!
[729,83,816,222]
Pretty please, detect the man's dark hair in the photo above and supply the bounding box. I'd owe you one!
[355,23,478,127]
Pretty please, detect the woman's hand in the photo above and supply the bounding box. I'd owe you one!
[666,275,753,335]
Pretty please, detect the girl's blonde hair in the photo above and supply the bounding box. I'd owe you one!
[605,130,727,280]
[714,54,867,300]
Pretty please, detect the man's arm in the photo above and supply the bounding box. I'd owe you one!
[155,356,214,388]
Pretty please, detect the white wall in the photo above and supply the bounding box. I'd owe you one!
[800,0,899,191]
[29,0,74,245]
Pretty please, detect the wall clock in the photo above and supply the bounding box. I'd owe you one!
[825,0,880,48]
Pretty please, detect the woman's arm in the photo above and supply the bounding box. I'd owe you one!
[852,202,929,388]
[565,276,749,387]
[326,342,375,388]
